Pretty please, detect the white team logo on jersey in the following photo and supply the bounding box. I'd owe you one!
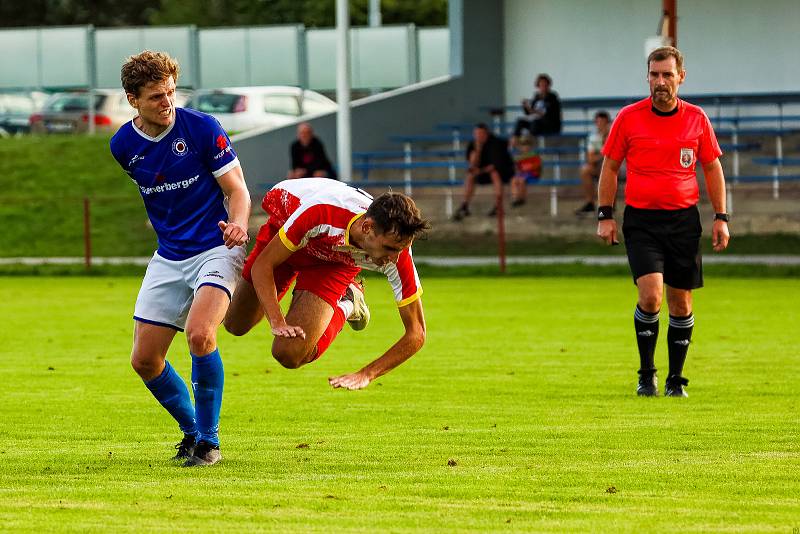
[680,148,694,168]
[172,138,188,156]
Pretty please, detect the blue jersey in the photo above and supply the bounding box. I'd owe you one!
[110,108,240,260]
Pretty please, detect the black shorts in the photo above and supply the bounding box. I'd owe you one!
[475,171,513,185]
[622,205,703,290]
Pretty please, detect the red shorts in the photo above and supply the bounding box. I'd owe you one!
[242,223,361,308]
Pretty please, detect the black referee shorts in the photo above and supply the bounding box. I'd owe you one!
[622,205,703,290]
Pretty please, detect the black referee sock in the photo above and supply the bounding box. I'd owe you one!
[634,305,660,372]
[668,314,694,378]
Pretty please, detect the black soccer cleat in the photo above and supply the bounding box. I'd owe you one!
[182,440,222,467]
[637,369,658,397]
[172,434,196,461]
[665,375,689,397]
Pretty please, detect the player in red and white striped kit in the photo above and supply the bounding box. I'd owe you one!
[224,178,431,390]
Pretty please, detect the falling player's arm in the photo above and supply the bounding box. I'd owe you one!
[216,165,251,248]
[329,298,426,390]
[250,236,305,338]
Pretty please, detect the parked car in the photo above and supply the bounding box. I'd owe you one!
[185,86,337,133]
[29,90,137,134]
[0,91,47,135]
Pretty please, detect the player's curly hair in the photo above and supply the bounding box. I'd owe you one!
[121,50,180,96]
[366,192,431,242]
[647,46,684,72]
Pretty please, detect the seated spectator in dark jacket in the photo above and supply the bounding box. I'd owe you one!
[512,73,562,145]
[288,122,337,179]
[454,123,515,220]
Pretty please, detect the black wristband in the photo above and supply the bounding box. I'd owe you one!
[714,212,730,222]
[597,206,614,221]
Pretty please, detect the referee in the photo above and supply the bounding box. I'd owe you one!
[596,46,730,397]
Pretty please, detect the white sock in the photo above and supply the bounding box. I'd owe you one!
[338,299,354,319]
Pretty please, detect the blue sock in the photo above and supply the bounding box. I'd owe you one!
[191,349,224,447]
[144,361,198,438]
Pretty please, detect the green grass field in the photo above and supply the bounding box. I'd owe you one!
[1,275,798,532]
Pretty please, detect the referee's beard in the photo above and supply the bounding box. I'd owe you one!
[652,87,675,107]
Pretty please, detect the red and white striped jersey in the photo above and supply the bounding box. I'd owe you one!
[262,178,423,307]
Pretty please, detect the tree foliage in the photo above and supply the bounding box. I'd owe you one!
[1,0,447,28]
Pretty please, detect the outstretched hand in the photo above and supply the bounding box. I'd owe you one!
[218,221,249,248]
[328,371,372,390]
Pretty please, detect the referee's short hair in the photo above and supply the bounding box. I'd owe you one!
[647,46,684,72]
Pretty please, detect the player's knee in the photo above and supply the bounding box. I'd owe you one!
[271,342,310,369]
[185,328,217,356]
[130,355,159,380]
[272,349,305,369]
[639,293,662,313]
[223,316,250,337]
[670,301,692,317]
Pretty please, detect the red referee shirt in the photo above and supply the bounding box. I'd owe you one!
[603,97,722,210]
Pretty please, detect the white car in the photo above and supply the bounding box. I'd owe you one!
[185,86,337,133]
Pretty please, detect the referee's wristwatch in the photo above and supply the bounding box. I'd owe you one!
[714,212,730,222]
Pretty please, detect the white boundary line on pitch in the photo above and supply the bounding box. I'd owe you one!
[412,255,800,266]
[1,255,800,266]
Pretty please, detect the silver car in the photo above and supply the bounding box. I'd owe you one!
[29,90,136,135]
[0,91,47,135]
[186,86,337,134]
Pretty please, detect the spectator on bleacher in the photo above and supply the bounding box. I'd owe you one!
[288,122,337,180]
[453,123,515,220]
[575,111,612,215]
[510,136,542,207]
[512,74,562,146]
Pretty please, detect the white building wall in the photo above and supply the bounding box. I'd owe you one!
[504,0,800,103]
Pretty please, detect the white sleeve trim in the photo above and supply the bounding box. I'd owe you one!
[213,157,240,179]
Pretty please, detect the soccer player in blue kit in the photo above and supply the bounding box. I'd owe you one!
[110,51,250,466]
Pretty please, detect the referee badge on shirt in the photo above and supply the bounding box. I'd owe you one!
[172,138,188,156]
[680,148,694,168]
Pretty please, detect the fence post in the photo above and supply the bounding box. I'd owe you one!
[446,157,455,218]
[83,196,92,270]
[550,153,560,217]
[403,141,413,195]
[773,134,782,200]
[496,198,506,274]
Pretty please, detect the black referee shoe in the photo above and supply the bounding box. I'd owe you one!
[665,375,689,397]
[637,369,658,397]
